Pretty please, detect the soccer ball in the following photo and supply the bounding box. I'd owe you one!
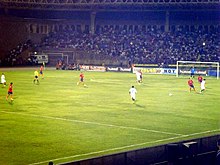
[169,93,173,96]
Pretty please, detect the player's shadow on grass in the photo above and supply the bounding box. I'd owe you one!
[8,101,14,105]
[134,103,145,109]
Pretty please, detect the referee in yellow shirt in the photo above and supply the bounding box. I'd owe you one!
[33,69,39,85]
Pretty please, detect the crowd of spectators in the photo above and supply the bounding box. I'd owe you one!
[4,25,219,66]
[38,25,220,65]
[4,40,32,66]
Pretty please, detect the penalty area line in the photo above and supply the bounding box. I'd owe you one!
[1,111,182,136]
[29,128,220,165]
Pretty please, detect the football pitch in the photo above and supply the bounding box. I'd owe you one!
[0,68,220,165]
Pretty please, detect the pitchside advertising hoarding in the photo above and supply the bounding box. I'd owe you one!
[179,70,207,75]
[80,65,132,72]
[133,67,176,75]
[78,65,211,75]
[81,65,106,72]
[106,67,132,72]
[133,67,211,75]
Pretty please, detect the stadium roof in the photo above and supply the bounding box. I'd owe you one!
[0,0,220,11]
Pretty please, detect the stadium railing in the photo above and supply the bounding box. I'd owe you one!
[60,134,220,165]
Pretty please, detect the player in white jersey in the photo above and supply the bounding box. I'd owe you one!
[1,73,6,87]
[129,86,137,102]
[200,79,206,93]
[136,70,142,83]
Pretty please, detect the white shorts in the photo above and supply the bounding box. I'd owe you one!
[1,79,6,84]
[130,94,136,99]
[136,76,141,81]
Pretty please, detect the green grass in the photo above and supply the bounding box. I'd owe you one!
[0,68,220,165]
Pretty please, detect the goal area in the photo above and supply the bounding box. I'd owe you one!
[176,61,219,79]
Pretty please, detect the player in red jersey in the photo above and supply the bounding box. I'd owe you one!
[77,72,87,87]
[39,65,44,79]
[6,82,13,101]
[188,78,196,92]
[197,75,203,83]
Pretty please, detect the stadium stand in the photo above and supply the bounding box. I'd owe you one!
[3,23,220,66]
[38,25,220,65]
[0,1,219,66]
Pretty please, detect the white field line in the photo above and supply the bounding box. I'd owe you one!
[1,111,182,136]
[29,129,220,165]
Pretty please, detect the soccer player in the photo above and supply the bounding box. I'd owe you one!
[39,65,44,79]
[190,67,195,78]
[1,73,6,87]
[129,86,137,102]
[33,69,39,84]
[77,72,87,87]
[139,70,143,82]
[200,79,206,93]
[6,82,13,101]
[197,75,203,83]
[43,61,45,70]
[136,70,142,83]
[188,78,196,92]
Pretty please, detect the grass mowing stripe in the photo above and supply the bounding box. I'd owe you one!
[1,111,183,136]
[29,129,220,165]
